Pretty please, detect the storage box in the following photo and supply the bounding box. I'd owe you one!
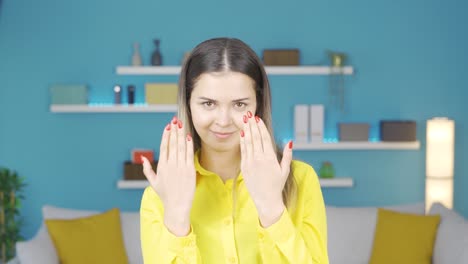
[124,160,158,180]
[262,49,300,66]
[380,120,417,141]
[338,123,369,141]
[310,105,324,142]
[131,149,154,164]
[294,105,309,143]
[145,83,178,105]
[50,84,88,105]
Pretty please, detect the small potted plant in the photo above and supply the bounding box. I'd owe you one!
[0,167,26,263]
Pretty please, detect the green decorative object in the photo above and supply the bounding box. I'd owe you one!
[0,167,26,263]
[319,161,335,179]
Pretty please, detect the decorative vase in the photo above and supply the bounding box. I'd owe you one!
[151,39,162,66]
[319,161,335,178]
[132,42,142,66]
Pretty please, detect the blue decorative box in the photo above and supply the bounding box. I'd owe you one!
[50,84,88,105]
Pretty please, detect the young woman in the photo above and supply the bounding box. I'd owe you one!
[140,38,328,263]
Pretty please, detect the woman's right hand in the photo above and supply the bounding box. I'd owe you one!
[141,116,196,236]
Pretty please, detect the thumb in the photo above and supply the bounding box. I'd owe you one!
[280,140,293,177]
[141,156,157,185]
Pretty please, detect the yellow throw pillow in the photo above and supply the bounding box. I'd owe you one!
[45,208,129,264]
[369,208,441,264]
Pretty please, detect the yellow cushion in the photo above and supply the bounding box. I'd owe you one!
[369,208,441,264]
[45,208,129,264]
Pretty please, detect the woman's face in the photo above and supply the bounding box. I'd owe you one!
[189,71,257,152]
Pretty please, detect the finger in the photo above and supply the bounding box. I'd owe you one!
[186,133,194,167]
[142,156,157,185]
[168,116,178,163]
[242,114,253,160]
[255,115,275,156]
[248,111,263,157]
[281,140,293,177]
[158,123,171,163]
[177,119,186,164]
[239,129,246,170]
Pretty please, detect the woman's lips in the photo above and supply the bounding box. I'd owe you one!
[212,131,234,139]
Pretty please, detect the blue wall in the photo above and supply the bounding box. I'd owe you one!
[1,0,467,239]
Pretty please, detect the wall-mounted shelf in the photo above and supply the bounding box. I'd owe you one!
[117,177,354,189]
[116,66,354,76]
[293,141,420,150]
[50,104,177,113]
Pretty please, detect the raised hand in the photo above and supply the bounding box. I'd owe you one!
[142,116,196,236]
[239,111,293,227]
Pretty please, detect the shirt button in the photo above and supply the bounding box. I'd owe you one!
[258,232,265,239]
[229,256,237,263]
[224,218,232,226]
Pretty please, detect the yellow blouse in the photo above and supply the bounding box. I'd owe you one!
[140,153,329,263]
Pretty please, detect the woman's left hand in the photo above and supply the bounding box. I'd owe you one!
[240,111,293,227]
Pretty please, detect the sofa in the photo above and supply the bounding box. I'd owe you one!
[10,202,468,264]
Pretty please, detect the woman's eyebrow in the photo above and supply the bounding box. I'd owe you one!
[197,97,250,102]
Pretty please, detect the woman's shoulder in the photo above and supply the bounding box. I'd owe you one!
[290,159,320,187]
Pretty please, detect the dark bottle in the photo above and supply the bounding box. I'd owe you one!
[127,85,135,104]
[151,39,162,66]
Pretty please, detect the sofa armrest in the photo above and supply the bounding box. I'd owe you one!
[7,257,20,264]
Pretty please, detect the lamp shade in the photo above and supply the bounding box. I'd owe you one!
[426,118,454,178]
[425,117,455,212]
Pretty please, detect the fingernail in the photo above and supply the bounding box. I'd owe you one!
[243,115,248,123]
[172,117,178,124]
[178,120,183,129]
[247,111,252,118]
[187,133,192,141]
[288,141,293,149]
[255,116,260,123]
[165,124,171,131]
[240,130,245,137]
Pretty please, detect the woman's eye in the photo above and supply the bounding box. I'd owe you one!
[234,102,246,108]
[202,101,215,108]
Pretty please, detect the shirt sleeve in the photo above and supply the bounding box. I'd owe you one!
[257,164,329,264]
[140,187,202,263]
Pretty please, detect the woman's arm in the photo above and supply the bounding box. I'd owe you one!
[140,187,202,263]
[257,164,329,264]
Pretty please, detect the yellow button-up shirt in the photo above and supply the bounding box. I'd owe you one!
[140,153,329,263]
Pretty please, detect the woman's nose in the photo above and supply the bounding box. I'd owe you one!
[215,109,233,126]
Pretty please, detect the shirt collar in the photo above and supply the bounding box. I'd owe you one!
[194,149,243,181]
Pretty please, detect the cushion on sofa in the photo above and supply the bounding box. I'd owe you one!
[326,202,425,264]
[45,208,129,264]
[16,205,143,264]
[369,208,441,264]
[429,202,468,264]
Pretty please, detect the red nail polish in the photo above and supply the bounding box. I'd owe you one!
[288,141,293,149]
[172,117,178,125]
[243,115,248,123]
[187,134,192,141]
[165,124,171,131]
[255,116,260,123]
[178,120,183,129]
[240,130,245,137]
[247,111,252,118]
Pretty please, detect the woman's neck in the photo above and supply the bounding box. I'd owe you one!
[199,146,241,183]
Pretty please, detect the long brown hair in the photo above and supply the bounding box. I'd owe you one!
[177,37,297,209]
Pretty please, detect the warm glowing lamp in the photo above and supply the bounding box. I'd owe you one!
[425,117,455,212]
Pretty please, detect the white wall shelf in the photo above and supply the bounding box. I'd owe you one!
[116,66,354,76]
[117,177,353,189]
[50,104,177,113]
[293,141,420,150]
